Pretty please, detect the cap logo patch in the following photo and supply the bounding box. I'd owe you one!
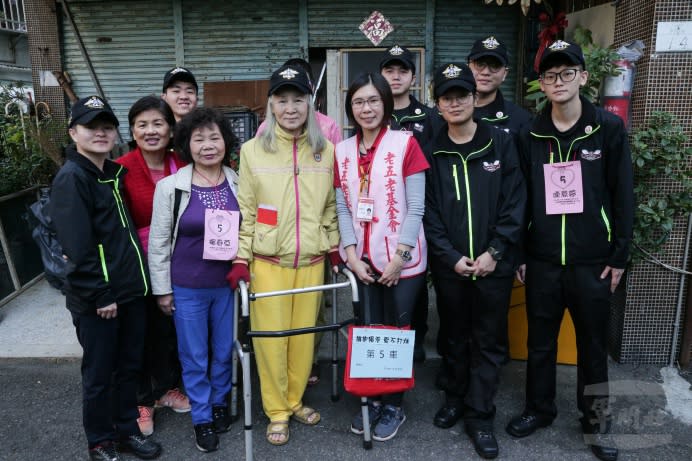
[84,96,105,109]
[482,160,501,172]
[169,67,188,75]
[549,40,570,51]
[482,36,500,50]
[388,45,404,56]
[279,68,299,80]
[442,64,462,79]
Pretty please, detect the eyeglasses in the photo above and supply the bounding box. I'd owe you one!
[540,68,580,85]
[470,60,506,73]
[438,93,474,107]
[351,97,382,110]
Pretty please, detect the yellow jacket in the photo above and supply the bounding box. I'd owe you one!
[237,125,338,267]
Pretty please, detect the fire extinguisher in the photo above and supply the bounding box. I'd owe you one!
[602,59,635,128]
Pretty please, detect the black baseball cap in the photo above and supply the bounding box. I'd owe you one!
[162,66,198,92]
[68,95,119,128]
[268,65,313,95]
[467,35,509,67]
[539,40,586,73]
[433,62,476,98]
[380,45,416,74]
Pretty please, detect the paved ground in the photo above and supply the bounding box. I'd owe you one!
[1,279,691,461]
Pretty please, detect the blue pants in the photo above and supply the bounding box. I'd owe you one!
[172,285,234,425]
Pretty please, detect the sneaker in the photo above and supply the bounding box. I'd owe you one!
[119,434,162,459]
[89,442,120,461]
[137,406,154,436]
[350,401,383,435]
[194,423,219,452]
[155,388,191,413]
[212,405,232,433]
[372,405,406,441]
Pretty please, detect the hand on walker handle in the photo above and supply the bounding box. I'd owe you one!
[226,263,250,289]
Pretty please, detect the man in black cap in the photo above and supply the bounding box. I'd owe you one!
[49,96,162,461]
[161,66,198,121]
[380,45,436,145]
[506,40,633,461]
[424,62,525,459]
[380,45,436,362]
[467,36,531,136]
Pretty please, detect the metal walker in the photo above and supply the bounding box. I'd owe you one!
[230,267,376,460]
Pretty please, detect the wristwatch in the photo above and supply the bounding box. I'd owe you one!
[395,249,413,262]
[487,246,503,261]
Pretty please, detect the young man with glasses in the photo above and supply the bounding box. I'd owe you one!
[467,36,531,136]
[506,41,633,461]
[423,62,526,459]
[380,45,437,363]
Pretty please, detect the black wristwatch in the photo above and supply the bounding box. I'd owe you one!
[395,249,413,262]
[487,246,503,261]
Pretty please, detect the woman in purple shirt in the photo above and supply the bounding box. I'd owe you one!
[148,108,240,453]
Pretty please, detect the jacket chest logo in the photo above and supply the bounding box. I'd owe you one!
[482,160,501,172]
[580,149,601,161]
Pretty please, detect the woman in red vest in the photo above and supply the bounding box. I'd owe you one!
[334,73,429,442]
[116,96,189,437]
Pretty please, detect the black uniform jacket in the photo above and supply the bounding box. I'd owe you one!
[519,96,634,268]
[424,120,526,280]
[474,90,532,137]
[390,95,439,146]
[49,146,149,314]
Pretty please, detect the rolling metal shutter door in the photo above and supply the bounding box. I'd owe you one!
[308,1,426,48]
[60,0,175,140]
[181,0,300,84]
[434,0,521,101]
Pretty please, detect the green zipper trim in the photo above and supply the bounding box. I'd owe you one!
[98,167,149,296]
[481,115,509,123]
[452,164,461,201]
[98,244,109,282]
[463,160,474,265]
[393,113,427,124]
[601,207,612,242]
[531,126,601,265]
[434,140,493,280]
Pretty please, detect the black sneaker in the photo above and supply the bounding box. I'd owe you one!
[212,405,233,433]
[119,434,162,460]
[194,423,219,452]
[89,442,120,461]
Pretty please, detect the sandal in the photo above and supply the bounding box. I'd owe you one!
[307,363,320,386]
[266,421,289,446]
[292,406,321,426]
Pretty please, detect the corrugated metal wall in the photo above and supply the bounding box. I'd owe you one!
[61,1,523,138]
[435,0,521,101]
[60,0,175,138]
[308,1,426,48]
[181,0,300,81]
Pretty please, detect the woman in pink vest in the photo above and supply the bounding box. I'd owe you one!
[334,72,429,442]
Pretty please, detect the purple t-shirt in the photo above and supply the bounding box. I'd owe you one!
[171,179,240,288]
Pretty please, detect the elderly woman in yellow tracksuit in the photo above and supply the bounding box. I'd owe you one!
[225,64,341,446]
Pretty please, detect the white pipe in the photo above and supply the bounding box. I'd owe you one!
[670,213,692,366]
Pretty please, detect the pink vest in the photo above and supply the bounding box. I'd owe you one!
[335,129,427,278]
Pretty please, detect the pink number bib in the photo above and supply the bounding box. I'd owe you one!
[543,161,584,215]
[203,209,240,260]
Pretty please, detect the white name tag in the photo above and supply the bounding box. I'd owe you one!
[356,197,375,222]
[349,327,415,378]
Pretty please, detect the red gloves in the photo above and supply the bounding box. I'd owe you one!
[328,250,342,268]
[226,263,250,289]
